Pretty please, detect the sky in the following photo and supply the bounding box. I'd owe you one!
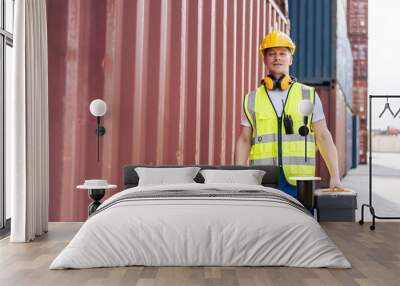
[368,0,400,129]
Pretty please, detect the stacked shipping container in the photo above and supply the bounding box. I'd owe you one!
[347,0,368,164]
[288,0,354,187]
[47,0,289,221]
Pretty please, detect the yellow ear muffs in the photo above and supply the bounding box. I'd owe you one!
[264,76,275,90]
[279,74,292,90]
[263,74,293,90]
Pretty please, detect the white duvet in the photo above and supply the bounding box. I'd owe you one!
[50,183,351,269]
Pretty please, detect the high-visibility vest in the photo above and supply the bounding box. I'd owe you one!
[243,82,316,186]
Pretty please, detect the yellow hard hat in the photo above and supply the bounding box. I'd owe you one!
[259,30,296,57]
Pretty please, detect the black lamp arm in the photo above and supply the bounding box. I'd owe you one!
[96,116,106,136]
[95,116,106,162]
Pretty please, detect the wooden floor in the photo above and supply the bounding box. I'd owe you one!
[0,222,399,286]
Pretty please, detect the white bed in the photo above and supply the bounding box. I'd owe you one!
[50,183,351,269]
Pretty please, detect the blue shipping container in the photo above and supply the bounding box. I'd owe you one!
[288,0,353,107]
[352,115,360,168]
[346,108,353,172]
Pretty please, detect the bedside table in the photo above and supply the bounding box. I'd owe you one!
[289,176,321,210]
[77,180,117,216]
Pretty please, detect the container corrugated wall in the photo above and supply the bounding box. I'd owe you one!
[289,0,354,186]
[314,83,350,188]
[336,0,353,107]
[314,85,334,188]
[289,0,334,84]
[346,108,353,171]
[288,0,353,104]
[347,0,368,164]
[47,0,289,221]
[352,115,359,168]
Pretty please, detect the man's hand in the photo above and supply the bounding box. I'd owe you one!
[329,176,343,190]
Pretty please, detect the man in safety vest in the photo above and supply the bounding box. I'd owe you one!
[235,30,342,198]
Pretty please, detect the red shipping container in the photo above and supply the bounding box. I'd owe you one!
[315,82,350,188]
[47,0,290,222]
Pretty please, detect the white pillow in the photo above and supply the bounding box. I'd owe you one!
[200,169,266,185]
[135,167,201,186]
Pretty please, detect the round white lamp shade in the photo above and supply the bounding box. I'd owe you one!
[298,99,314,116]
[90,99,107,117]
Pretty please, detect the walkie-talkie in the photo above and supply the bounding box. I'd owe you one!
[282,100,294,134]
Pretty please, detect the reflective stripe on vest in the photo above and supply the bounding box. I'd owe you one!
[244,82,316,186]
[250,156,315,166]
[252,133,315,145]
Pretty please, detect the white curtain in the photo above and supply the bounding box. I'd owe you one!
[8,0,49,242]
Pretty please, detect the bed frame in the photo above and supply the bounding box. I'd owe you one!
[123,165,280,190]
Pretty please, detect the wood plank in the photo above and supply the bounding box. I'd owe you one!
[1,222,400,286]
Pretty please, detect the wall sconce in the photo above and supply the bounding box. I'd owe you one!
[298,99,314,162]
[89,99,107,162]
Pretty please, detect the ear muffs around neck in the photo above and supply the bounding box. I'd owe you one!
[263,74,294,91]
